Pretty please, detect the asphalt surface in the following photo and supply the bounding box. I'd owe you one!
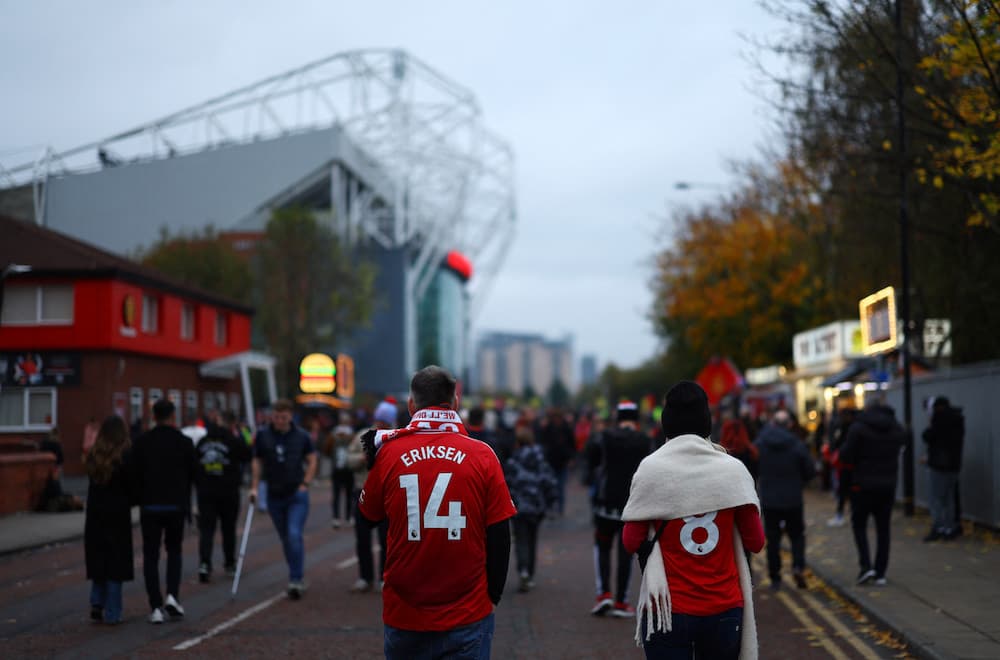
[4,468,998,658]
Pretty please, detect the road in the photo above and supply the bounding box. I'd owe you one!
[0,478,913,659]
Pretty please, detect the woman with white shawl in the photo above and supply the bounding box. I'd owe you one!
[621,381,765,659]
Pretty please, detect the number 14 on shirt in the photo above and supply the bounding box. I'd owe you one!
[399,472,467,541]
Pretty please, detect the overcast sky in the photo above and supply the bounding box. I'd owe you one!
[0,1,786,372]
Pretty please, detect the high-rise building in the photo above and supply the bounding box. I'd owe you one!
[474,331,573,397]
[580,354,599,387]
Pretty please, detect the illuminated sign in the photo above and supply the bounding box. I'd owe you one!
[299,353,336,393]
[298,352,355,399]
[120,294,137,337]
[859,286,898,355]
[335,353,355,399]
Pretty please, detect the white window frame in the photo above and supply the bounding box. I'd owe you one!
[129,387,144,424]
[180,303,196,341]
[0,284,74,326]
[142,294,159,334]
[214,311,228,346]
[0,387,57,431]
[168,389,182,426]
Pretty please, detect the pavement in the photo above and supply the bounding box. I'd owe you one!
[1,477,997,659]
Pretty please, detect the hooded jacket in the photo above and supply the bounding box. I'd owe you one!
[586,425,652,519]
[754,423,815,509]
[922,405,964,473]
[838,404,905,492]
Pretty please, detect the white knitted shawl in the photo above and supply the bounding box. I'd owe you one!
[621,433,760,657]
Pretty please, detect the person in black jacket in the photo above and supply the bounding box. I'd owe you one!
[586,401,652,617]
[84,416,134,625]
[921,397,965,541]
[537,407,576,516]
[837,399,905,586]
[132,398,197,623]
[755,410,816,590]
[249,399,318,600]
[195,410,252,582]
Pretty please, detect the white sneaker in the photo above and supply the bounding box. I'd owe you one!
[827,514,846,527]
[287,581,305,600]
[148,607,165,624]
[164,594,185,618]
[349,579,372,593]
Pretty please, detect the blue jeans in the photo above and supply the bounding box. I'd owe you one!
[90,580,123,623]
[641,608,743,660]
[267,488,309,582]
[384,613,494,660]
[929,469,959,533]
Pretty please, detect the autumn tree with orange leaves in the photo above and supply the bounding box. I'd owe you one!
[652,172,835,370]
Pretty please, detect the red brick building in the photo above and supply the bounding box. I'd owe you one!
[0,216,275,477]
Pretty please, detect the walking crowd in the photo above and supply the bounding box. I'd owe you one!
[79,363,966,659]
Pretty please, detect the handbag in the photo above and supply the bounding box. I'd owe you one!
[636,520,667,572]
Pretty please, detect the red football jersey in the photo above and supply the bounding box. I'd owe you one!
[359,428,516,631]
[623,505,762,616]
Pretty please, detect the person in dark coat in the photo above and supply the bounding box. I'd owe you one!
[504,420,558,593]
[84,416,134,625]
[195,410,252,582]
[921,396,965,541]
[755,410,816,590]
[537,407,576,516]
[585,401,652,617]
[838,399,905,585]
[132,398,197,623]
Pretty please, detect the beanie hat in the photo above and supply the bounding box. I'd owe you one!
[374,400,398,425]
[616,400,639,422]
[660,381,712,439]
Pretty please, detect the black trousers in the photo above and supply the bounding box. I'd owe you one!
[354,495,388,583]
[331,468,354,521]
[197,490,239,569]
[850,488,894,577]
[762,506,806,581]
[140,510,185,610]
[594,516,632,603]
[512,513,542,578]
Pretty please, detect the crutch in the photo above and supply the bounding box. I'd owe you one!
[231,498,255,598]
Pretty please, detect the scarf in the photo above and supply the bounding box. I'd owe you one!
[621,434,760,657]
[373,407,468,450]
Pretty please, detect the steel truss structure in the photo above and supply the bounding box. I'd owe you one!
[1,49,516,323]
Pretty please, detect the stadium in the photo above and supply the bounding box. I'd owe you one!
[0,49,517,396]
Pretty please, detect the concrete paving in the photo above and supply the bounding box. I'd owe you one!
[1,477,997,659]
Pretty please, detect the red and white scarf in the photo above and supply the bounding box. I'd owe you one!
[373,407,467,450]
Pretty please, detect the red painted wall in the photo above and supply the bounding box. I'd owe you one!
[1,277,251,361]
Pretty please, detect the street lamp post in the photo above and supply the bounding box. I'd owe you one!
[895,0,915,516]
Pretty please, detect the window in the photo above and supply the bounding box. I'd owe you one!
[181,304,196,341]
[0,284,73,325]
[142,295,159,333]
[129,387,143,425]
[203,391,216,414]
[214,311,227,346]
[185,390,199,422]
[148,388,162,405]
[0,387,56,430]
[229,392,241,418]
[168,389,182,426]
[216,392,227,412]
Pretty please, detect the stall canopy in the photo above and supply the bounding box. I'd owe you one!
[199,350,277,433]
[820,357,878,388]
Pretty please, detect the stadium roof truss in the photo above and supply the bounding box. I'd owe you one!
[2,49,516,320]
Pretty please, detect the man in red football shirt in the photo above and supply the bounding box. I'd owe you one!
[358,365,516,659]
